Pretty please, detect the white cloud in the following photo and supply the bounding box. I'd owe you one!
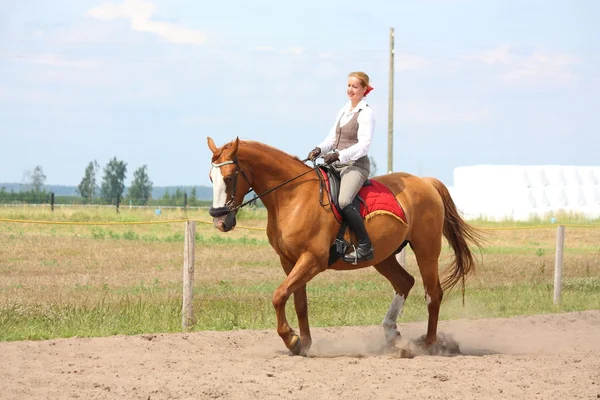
[509,52,577,81]
[279,46,304,56]
[17,53,97,69]
[87,0,206,44]
[396,53,429,72]
[251,45,304,55]
[465,45,579,83]
[470,45,512,65]
[254,46,275,52]
[178,114,226,126]
[396,101,493,124]
[87,0,156,20]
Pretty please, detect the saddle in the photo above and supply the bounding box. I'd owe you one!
[317,165,408,265]
[319,166,371,217]
[317,165,371,265]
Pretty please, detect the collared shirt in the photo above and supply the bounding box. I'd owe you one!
[317,99,375,164]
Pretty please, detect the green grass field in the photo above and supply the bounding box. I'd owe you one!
[1,206,599,342]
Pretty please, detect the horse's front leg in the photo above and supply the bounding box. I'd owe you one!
[293,284,311,354]
[279,256,312,356]
[277,256,313,355]
[273,252,323,356]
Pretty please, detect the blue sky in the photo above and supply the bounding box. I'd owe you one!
[1,0,599,188]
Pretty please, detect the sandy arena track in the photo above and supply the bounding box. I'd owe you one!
[1,311,599,399]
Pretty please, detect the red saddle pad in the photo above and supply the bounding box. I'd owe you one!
[319,169,407,224]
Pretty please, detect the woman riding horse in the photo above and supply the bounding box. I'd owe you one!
[307,71,375,264]
[206,72,485,357]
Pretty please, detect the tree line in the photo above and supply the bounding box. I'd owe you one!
[0,159,209,207]
[2,156,380,206]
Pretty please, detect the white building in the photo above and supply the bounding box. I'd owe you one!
[447,165,600,221]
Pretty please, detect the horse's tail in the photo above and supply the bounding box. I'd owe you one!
[426,177,485,301]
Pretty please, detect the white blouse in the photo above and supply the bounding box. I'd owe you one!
[317,99,375,164]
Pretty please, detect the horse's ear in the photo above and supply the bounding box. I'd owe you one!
[230,137,240,155]
[207,137,218,154]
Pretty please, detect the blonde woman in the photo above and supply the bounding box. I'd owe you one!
[307,71,375,263]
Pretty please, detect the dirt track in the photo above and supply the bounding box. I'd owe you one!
[1,311,599,400]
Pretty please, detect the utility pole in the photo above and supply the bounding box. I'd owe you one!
[387,27,395,174]
[389,27,406,268]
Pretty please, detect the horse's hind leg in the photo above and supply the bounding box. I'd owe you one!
[410,240,443,347]
[374,255,415,346]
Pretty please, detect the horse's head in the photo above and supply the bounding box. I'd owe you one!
[206,136,251,232]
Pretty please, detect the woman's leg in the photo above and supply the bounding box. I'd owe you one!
[337,164,373,264]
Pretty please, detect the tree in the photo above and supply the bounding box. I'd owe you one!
[128,165,153,205]
[173,188,183,205]
[369,156,378,178]
[189,187,198,206]
[100,157,127,205]
[77,160,100,203]
[162,189,172,205]
[22,165,46,193]
[31,166,46,192]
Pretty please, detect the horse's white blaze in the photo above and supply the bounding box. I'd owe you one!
[210,167,228,208]
[382,294,405,343]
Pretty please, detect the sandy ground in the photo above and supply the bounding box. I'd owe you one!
[1,311,599,400]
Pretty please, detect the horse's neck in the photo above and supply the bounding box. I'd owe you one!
[240,144,312,208]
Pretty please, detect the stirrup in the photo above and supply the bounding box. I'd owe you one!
[343,244,374,265]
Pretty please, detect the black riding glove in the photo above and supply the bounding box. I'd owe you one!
[323,152,340,165]
[307,147,321,161]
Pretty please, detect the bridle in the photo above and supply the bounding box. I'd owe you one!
[208,157,252,218]
[208,157,326,218]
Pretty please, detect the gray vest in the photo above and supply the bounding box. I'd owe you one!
[334,110,361,151]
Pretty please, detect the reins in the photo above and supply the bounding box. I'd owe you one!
[225,158,329,212]
[211,155,336,216]
[232,165,317,211]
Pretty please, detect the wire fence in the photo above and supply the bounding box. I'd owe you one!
[0,217,265,230]
[2,216,600,232]
[2,216,599,323]
[0,191,260,209]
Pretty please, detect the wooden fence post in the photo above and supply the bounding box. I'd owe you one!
[553,225,565,305]
[182,220,196,329]
[50,192,55,212]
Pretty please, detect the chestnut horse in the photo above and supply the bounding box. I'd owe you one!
[207,137,484,356]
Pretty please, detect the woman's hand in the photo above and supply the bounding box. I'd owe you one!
[307,147,321,161]
[323,152,339,165]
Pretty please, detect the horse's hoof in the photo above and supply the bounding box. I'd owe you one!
[288,334,303,356]
[384,329,400,346]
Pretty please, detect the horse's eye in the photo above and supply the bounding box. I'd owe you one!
[224,176,232,184]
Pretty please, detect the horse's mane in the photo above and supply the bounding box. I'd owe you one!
[237,140,308,168]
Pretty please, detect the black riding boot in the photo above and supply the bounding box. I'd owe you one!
[341,203,374,264]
